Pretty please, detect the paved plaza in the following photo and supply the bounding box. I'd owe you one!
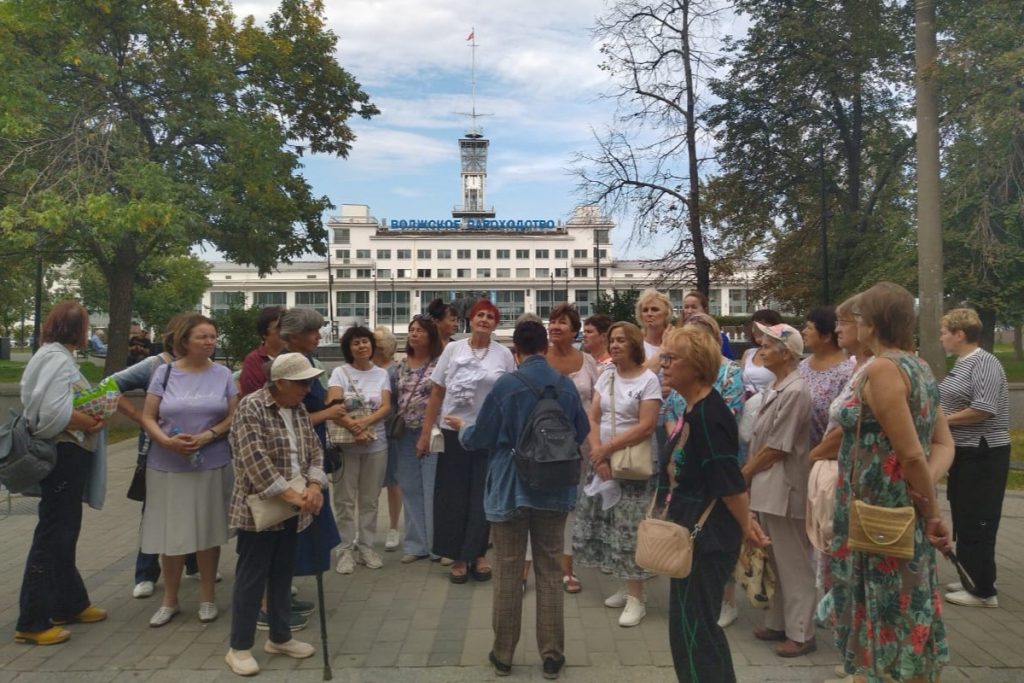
[1,439,1022,682]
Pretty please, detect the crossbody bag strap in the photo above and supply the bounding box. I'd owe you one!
[340,364,367,406]
[692,499,718,537]
[850,358,912,504]
[397,362,427,418]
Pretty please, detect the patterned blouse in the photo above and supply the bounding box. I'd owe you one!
[798,357,855,449]
[664,359,745,422]
[394,357,439,428]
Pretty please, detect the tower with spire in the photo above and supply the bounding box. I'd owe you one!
[452,28,496,220]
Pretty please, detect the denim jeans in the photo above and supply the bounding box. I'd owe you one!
[17,442,93,632]
[394,430,437,557]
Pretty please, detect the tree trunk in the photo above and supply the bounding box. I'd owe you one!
[101,261,138,376]
[977,308,997,352]
[680,0,709,295]
[1014,324,1023,361]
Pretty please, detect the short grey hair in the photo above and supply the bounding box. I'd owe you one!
[373,325,397,359]
[516,312,542,325]
[278,307,323,341]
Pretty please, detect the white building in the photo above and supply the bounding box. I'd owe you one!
[202,123,763,336]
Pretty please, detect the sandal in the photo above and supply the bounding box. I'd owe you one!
[471,562,492,582]
[449,567,469,584]
[562,573,582,594]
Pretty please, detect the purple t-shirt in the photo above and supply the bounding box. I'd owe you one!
[147,363,237,473]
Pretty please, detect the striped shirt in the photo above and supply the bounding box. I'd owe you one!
[938,348,1009,448]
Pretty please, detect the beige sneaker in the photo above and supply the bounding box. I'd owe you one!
[604,588,628,608]
[335,549,355,575]
[618,595,647,627]
[225,648,259,676]
[357,546,383,569]
[264,638,315,659]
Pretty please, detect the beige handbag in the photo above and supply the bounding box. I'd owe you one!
[844,395,916,560]
[430,425,445,453]
[608,372,654,480]
[246,476,306,531]
[635,495,717,579]
[327,365,373,445]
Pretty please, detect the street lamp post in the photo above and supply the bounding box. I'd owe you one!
[549,273,554,314]
[390,275,395,333]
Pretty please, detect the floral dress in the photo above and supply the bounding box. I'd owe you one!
[829,351,948,682]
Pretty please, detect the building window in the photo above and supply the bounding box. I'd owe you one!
[377,290,410,323]
[457,268,471,279]
[437,249,452,259]
[397,249,411,259]
[336,269,351,279]
[574,290,594,318]
[437,269,452,278]
[535,249,549,259]
[574,267,588,278]
[535,268,549,278]
[376,249,391,259]
[594,228,610,244]
[336,291,369,320]
[396,269,408,279]
[376,269,390,279]
[709,289,722,316]
[457,249,471,259]
[598,268,608,277]
[476,249,491,259]
[554,268,568,278]
[516,249,529,259]
[555,249,568,259]
[496,268,510,278]
[596,249,607,259]
[417,249,431,259]
[335,249,350,260]
[210,291,244,314]
[493,290,526,321]
[477,268,491,278]
[294,291,329,316]
[333,228,350,244]
[515,268,530,278]
[356,268,372,279]
[253,292,287,307]
[535,289,568,319]
[417,269,431,278]
[497,249,510,259]
[573,249,588,258]
[355,249,370,259]
[729,289,751,315]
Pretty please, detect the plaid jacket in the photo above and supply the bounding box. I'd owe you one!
[228,386,329,532]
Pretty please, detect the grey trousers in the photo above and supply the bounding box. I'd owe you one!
[759,512,817,643]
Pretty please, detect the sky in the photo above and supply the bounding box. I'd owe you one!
[236,0,744,259]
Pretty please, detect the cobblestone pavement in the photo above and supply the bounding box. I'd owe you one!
[1,439,1023,682]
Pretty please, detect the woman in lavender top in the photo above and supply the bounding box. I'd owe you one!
[140,313,238,628]
[797,307,854,450]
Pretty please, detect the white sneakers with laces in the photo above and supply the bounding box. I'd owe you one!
[717,601,738,628]
[149,604,180,627]
[198,602,218,623]
[133,581,155,599]
[335,549,355,575]
[264,638,315,658]
[385,528,400,551]
[357,546,384,569]
[225,648,259,676]
[618,595,647,627]
[945,590,998,608]
[603,588,628,608]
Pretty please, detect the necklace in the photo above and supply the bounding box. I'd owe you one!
[470,341,490,361]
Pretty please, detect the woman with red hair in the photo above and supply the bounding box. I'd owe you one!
[418,299,515,583]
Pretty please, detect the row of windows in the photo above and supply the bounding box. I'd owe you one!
[334,227,610,247]
[335,248,607,261]
[334,267,608,280]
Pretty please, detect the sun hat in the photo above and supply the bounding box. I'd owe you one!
[270,352,324,381]
[754,322,804,358]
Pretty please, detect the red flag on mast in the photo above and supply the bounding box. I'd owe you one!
[466,31,474,41]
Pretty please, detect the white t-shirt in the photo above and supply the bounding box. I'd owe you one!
[278,407,301,477]
[430,338,515,427]
[643,340,660,360]
[595,368,662,443]
[327,363,390,453]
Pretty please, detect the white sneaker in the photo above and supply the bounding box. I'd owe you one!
[944,581,963,592]
[198,602,218,623]
[618,595,647,627]
[149,604,180,627]
[945,590,998,608]
[357,546,384,569]
[225,648,260,676]
[133,581,155,599]
[385,528,400,551]
[604,588,628,608]
[717,601,738,628]
[335,549,355,575]
[264,638,315,659]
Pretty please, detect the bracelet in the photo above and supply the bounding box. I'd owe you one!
[208,428,219,439]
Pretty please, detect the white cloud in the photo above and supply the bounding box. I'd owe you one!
[323,126,454,173]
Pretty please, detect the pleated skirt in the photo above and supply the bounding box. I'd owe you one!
[141,465,233,556]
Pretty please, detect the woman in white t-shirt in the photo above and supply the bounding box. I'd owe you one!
[573,322,661,628]
[327,326,391,575]
[418,300,515,583]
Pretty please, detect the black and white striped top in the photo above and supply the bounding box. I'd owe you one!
[938,348,1009,448]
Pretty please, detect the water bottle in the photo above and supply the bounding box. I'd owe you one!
[169,427,203,468]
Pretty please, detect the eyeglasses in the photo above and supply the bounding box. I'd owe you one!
[287,378,314,387]
[851,310,863,320]
[835,318,855,327]
[659,353,680,366]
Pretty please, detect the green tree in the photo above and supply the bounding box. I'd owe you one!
[596,289,641,326]
[0,0,377,374]
[705,0,918,311]
[212,303,262,369]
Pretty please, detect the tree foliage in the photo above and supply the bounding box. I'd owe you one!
[0,0,377,373]
[212,303,262,370]
[596,289,641,326]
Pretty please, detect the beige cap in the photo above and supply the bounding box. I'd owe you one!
[270,353,324,381]
[755,322,804,358]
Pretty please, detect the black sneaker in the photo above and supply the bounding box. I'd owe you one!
[489,651,511,677]
[542,655,565,680]
[290,597,315,616]
[256,610,307,632]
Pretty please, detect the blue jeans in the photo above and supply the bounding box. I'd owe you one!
[394,430,437,557]
[17,442,93,632]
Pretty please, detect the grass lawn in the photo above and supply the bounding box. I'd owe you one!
[0,359,104,384]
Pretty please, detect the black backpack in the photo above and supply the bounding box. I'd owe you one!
[510,373,581,492]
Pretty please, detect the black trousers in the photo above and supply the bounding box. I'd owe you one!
[668,549,739,683]
[432,429,490,562]
[947,439,1010,598]
[17,442,93,632]
[230,517,299,650]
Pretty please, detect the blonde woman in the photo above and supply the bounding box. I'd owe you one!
[634,288,672,360]
[373,325,403,552]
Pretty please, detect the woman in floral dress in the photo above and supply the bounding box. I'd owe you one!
[829,283,954,683]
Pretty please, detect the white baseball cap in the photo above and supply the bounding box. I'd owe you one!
[270,353,324,382]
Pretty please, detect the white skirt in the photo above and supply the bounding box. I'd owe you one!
[141,465,233,556]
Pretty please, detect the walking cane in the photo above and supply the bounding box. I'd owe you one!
[310,510,333,681]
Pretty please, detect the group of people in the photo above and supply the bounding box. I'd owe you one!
[12,284,1011,683]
